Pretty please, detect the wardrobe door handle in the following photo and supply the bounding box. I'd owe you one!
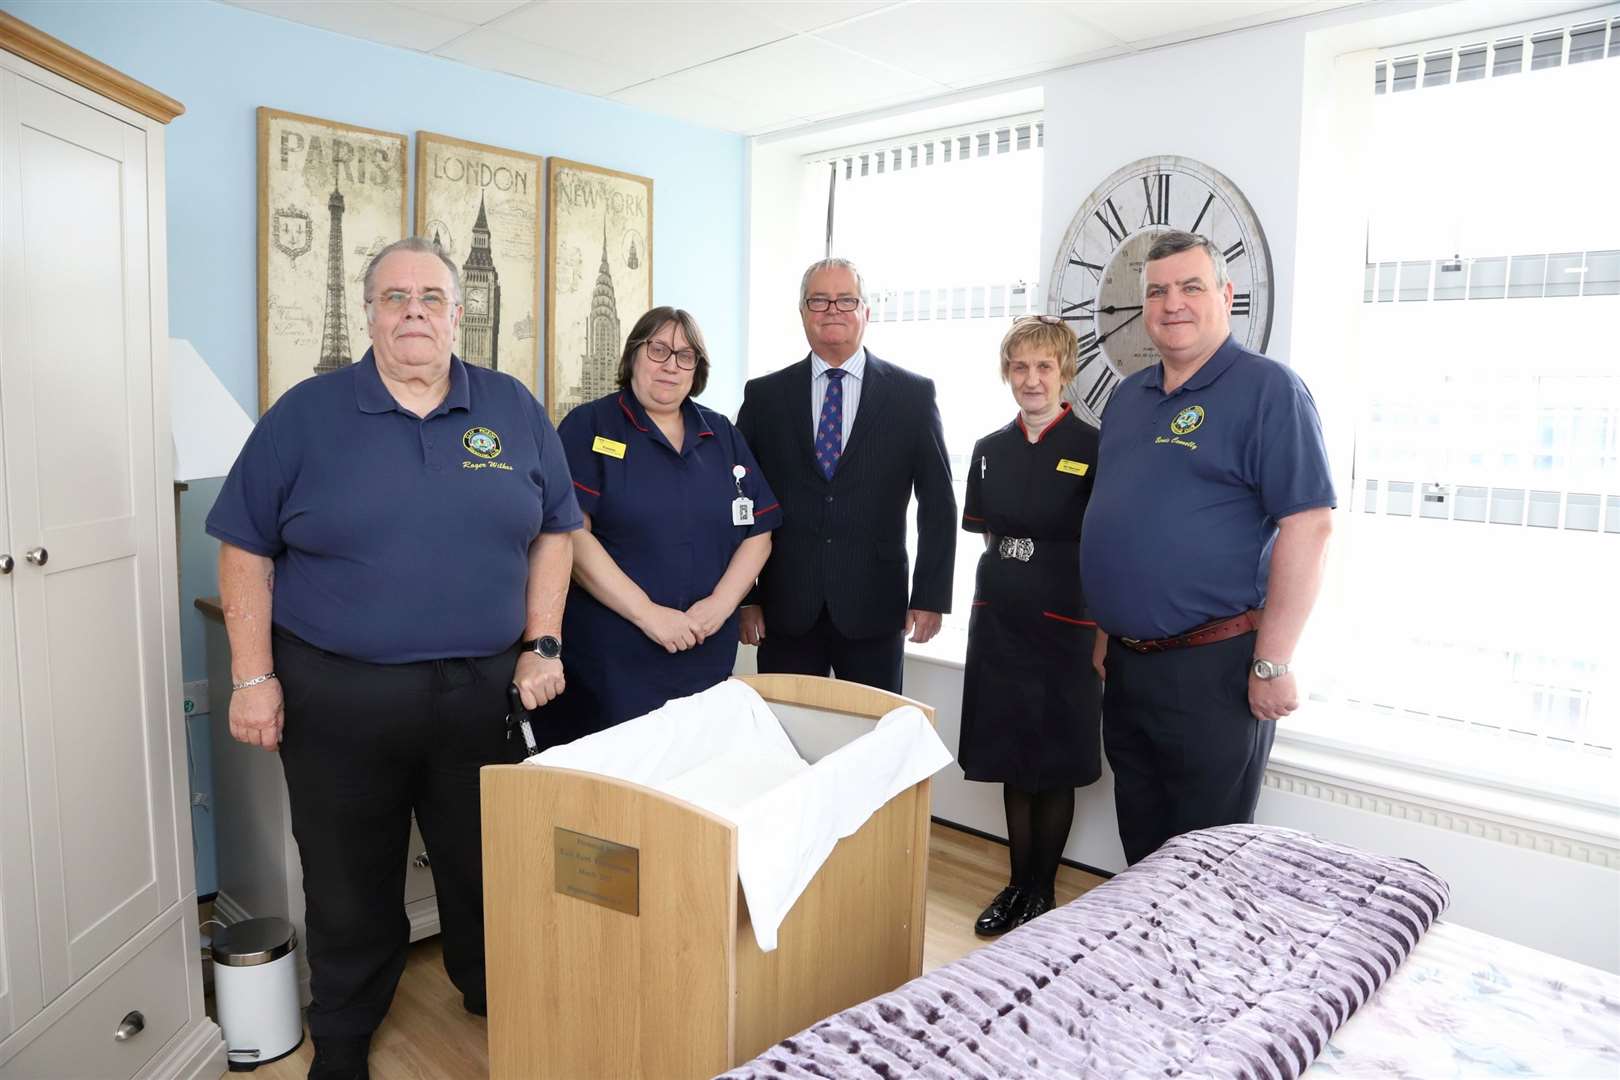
[24,547,47,567]
[0,554,12,574]
[114,1010,145,1042]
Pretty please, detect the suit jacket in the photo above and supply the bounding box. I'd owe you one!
[736,352,956,639]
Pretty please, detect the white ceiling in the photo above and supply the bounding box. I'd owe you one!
[223,0,1365,135]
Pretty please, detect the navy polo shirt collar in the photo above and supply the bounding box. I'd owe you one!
[1141,334,1242,397]
[616,391,714,455]
[353,348,470,418]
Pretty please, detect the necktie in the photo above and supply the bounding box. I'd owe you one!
[816,368,845,481]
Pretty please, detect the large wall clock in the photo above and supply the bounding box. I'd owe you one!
[1047,155,1274,424]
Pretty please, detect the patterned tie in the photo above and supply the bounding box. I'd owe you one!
[816,368,845,481]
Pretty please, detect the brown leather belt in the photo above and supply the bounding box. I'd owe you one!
[1117,609,1262,654]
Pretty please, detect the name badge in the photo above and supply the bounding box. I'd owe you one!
[732,498,755,526]
[592,436,627,459]
[1056,458,1089,476]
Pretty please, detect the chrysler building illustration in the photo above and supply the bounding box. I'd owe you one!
[561,219,622,414]
[460,192,502,369]
[315,176,352,375]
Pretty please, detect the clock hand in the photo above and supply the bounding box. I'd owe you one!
[1097,310,1142,345]
[1099,304,1143,315]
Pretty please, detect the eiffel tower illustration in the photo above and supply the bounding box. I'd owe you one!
[314,173,352,375]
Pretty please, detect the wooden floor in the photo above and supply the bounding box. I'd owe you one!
[233,823,1105,1079]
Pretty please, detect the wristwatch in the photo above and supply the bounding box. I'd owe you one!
[522,635,562,660]
[1251,658,1291,681]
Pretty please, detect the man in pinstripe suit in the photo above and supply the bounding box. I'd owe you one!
[736,257,956,693]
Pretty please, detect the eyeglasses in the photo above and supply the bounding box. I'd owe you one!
[371,289,452,313]
[804,295,863,313]
[642,339,698,369]
[1015,314,1065,326]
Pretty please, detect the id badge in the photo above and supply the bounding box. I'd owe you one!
[732,497,755,526]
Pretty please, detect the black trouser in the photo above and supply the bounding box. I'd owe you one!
[756,606,905,694]
[274,629,520,1039]
[1102,631,1275,865]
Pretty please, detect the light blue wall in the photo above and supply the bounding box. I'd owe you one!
[1,0,748,686]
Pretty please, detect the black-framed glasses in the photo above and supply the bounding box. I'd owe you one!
[805,295,863,312]
[1015,314,1064,326]
[642,339,698,369]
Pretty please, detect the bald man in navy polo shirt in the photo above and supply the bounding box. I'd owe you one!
[208,238,580,1080]
[1081,231,1335,866]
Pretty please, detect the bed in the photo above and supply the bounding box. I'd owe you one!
[722,824,1620,1079]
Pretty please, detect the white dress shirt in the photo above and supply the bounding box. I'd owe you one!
[809,348,866,448]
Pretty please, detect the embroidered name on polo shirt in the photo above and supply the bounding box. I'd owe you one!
[1056,459,1090,476]
[592,436,627,459]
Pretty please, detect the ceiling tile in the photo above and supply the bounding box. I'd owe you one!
[496,1,792,80]
[223,0,475,52]
[756,1,901,34]
[1056,0,1344,45]
[674,34,944,120]
[434,26,627,95]
[610,72,804,133]
[392,0,533,25]
[816,1,1124,86]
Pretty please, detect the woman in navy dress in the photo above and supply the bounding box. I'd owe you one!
[553,307,780,740]
[959,315,1101,935]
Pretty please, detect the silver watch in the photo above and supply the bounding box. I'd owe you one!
[1251,658,1291,681]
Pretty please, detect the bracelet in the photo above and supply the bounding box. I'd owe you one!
[231,672,278,691]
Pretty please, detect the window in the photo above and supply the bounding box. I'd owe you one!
[805,116,1045,657]
[1298,16,1620,806]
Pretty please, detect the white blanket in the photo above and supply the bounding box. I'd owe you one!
[528,678,952,951]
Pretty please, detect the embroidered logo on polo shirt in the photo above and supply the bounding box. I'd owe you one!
[463,426,502,459]
[1170,406,1205,435]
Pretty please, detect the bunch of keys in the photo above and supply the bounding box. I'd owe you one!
[505,684,538,757]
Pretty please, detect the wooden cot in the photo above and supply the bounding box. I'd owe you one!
[480,674,935,1080]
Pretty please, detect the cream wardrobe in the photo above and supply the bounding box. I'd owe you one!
[0,13,226,1080]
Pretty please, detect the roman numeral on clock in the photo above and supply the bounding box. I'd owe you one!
[1190,192,1215,234]
[1083,369,1117,413]
[1142,174,1170,226]
[1060,298,1095,322]
[1223,240,1246,263]
[1231,291,1252,316]
[1095,198,1127,245]
[1068,255,1102,276]
[1075,330,1101,365]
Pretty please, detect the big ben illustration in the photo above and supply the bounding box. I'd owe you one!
[460,192,501,369]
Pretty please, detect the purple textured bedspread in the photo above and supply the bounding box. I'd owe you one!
[722,824,1450,1080]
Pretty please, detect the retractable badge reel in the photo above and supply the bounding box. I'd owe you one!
[731,464,754,526]
[505,684,538,757]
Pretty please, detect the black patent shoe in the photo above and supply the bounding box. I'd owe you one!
[974,885,1027,937]
[1010,891,1056,930]
[308,1036,371,1080]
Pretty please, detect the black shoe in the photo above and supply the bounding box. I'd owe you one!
[1009,892,1055,930]
[974,885,1027,937]
[463,992,487,1017]
[308,1035,371,1080]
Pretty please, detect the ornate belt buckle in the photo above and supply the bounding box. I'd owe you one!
[998,537,1034,562]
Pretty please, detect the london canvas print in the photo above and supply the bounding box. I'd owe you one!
[257,107,408,412]
[545,158,653,421]
[415,131,544,398]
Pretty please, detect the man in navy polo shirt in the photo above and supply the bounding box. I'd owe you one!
[207,237,580,1080]
[1081,230,1334,866]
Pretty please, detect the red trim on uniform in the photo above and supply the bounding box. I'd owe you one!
[573,480,601,497]
[754,502,780,515]
[962,513,985,522]
[698,429,715,438]
[617,393,650,432]
[971,601,989,607]
[1015,401,1073,444]
[1041,611,1095,626]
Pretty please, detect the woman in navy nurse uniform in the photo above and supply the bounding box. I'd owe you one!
[553,307,780,737]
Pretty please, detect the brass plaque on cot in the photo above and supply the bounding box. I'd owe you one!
[554,827,639,916]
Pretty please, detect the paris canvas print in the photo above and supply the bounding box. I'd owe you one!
[257,107,407,412]
[544,158,652,422]
[414,131,544,399]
